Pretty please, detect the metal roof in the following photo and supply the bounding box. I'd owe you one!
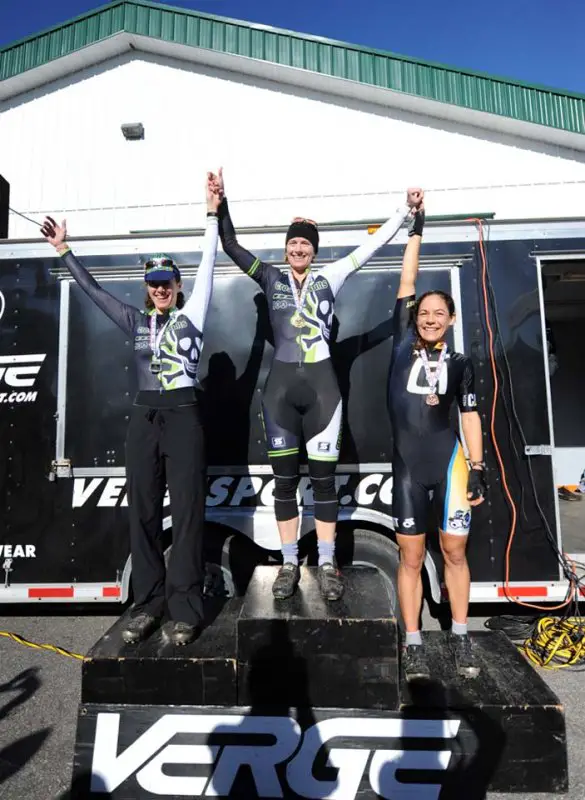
[1,0,584,136]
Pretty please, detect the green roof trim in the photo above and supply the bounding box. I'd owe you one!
[2,0,585,135]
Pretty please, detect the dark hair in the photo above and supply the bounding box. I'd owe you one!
[412,290,456,350]
[144,290,185,310]
[413,290,456,319]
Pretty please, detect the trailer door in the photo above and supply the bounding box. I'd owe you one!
[536,255,585,562]
[57,275,141,472]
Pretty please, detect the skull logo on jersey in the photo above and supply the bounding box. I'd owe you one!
[297,286,335,362]
[159,317,202,387]
[176,332,202,379]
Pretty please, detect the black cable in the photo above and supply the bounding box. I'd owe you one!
[484,614,539,640]
[480,223,534,529]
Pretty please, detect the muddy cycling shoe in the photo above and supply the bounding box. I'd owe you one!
[317,563,344,601]
[402,644,431,681]
[272,563,300,599]
[121,612,160,644]
[161,620,198,646]
[448,632,480,678]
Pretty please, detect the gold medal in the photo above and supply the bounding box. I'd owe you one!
[287,270,312,330]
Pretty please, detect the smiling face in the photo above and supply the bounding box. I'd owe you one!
[286,237,315,275]
[416,292,455,345]
[146,279,181,313]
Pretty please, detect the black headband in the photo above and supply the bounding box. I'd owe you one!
[285,220,319,254]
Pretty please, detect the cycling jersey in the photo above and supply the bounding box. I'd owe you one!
[388,294,478,535]
[218,198,409,523]
[60,217,218,395]
[388,294,477,434]
[218,198,410,364]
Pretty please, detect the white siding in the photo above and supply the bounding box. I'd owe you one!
[2,52,585,239]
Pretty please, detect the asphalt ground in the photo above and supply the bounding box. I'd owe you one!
[0,604,583,800]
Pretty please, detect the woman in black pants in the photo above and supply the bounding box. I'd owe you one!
[41,179,220,645]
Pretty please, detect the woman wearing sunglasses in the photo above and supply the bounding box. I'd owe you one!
[41,177,221,646]
[208,169,423,601]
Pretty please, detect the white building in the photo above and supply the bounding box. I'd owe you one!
[1,0,584,238]
[1,4,585,599]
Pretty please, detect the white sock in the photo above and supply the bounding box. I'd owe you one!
[405,630,422,646]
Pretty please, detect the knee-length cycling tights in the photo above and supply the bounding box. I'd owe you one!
[218,198,411,527]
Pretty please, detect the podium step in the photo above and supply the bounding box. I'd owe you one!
[72,627,568,798]
[82,598,241,706]
[71,565,568,798]
[237,565,399,710]
[400,630,568,794]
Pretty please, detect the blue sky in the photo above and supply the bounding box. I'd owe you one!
[2,0,584,95]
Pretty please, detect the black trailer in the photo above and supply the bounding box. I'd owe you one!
[1,215,583,607]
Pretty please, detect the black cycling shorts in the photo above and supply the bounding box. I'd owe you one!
[393,436,471,536]
[261,359,342,463]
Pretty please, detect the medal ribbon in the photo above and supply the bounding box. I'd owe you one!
[419,344,448,395]
[287,270,313,321]
[149,311,176,361]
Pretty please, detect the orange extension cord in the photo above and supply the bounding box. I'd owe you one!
[467,218,578,612]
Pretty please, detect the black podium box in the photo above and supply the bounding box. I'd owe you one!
[399,630,568,794]
[237,565,399,710]
[72,568,569,797]
[82,598,241,706]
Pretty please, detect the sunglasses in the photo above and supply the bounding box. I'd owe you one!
[291,217,318,228]
[146,280,173,289]
[145,257,175,269]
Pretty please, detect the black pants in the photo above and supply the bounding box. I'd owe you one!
[125,396,206,626]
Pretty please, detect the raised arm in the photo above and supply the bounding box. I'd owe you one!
[210,169,271,289]
[41,217,137,336]
[397,205,425,299]
[181,178,221,332]
[324,188,423,298]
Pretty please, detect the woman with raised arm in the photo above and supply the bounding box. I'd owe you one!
[388,196,486,681]
[41,177,221,646]
[210,168,422,601]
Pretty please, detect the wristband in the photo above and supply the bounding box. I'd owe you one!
[408,209,425,237]
[207,211,218,218]
[58,246,71,257]
[468,460,485,469]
